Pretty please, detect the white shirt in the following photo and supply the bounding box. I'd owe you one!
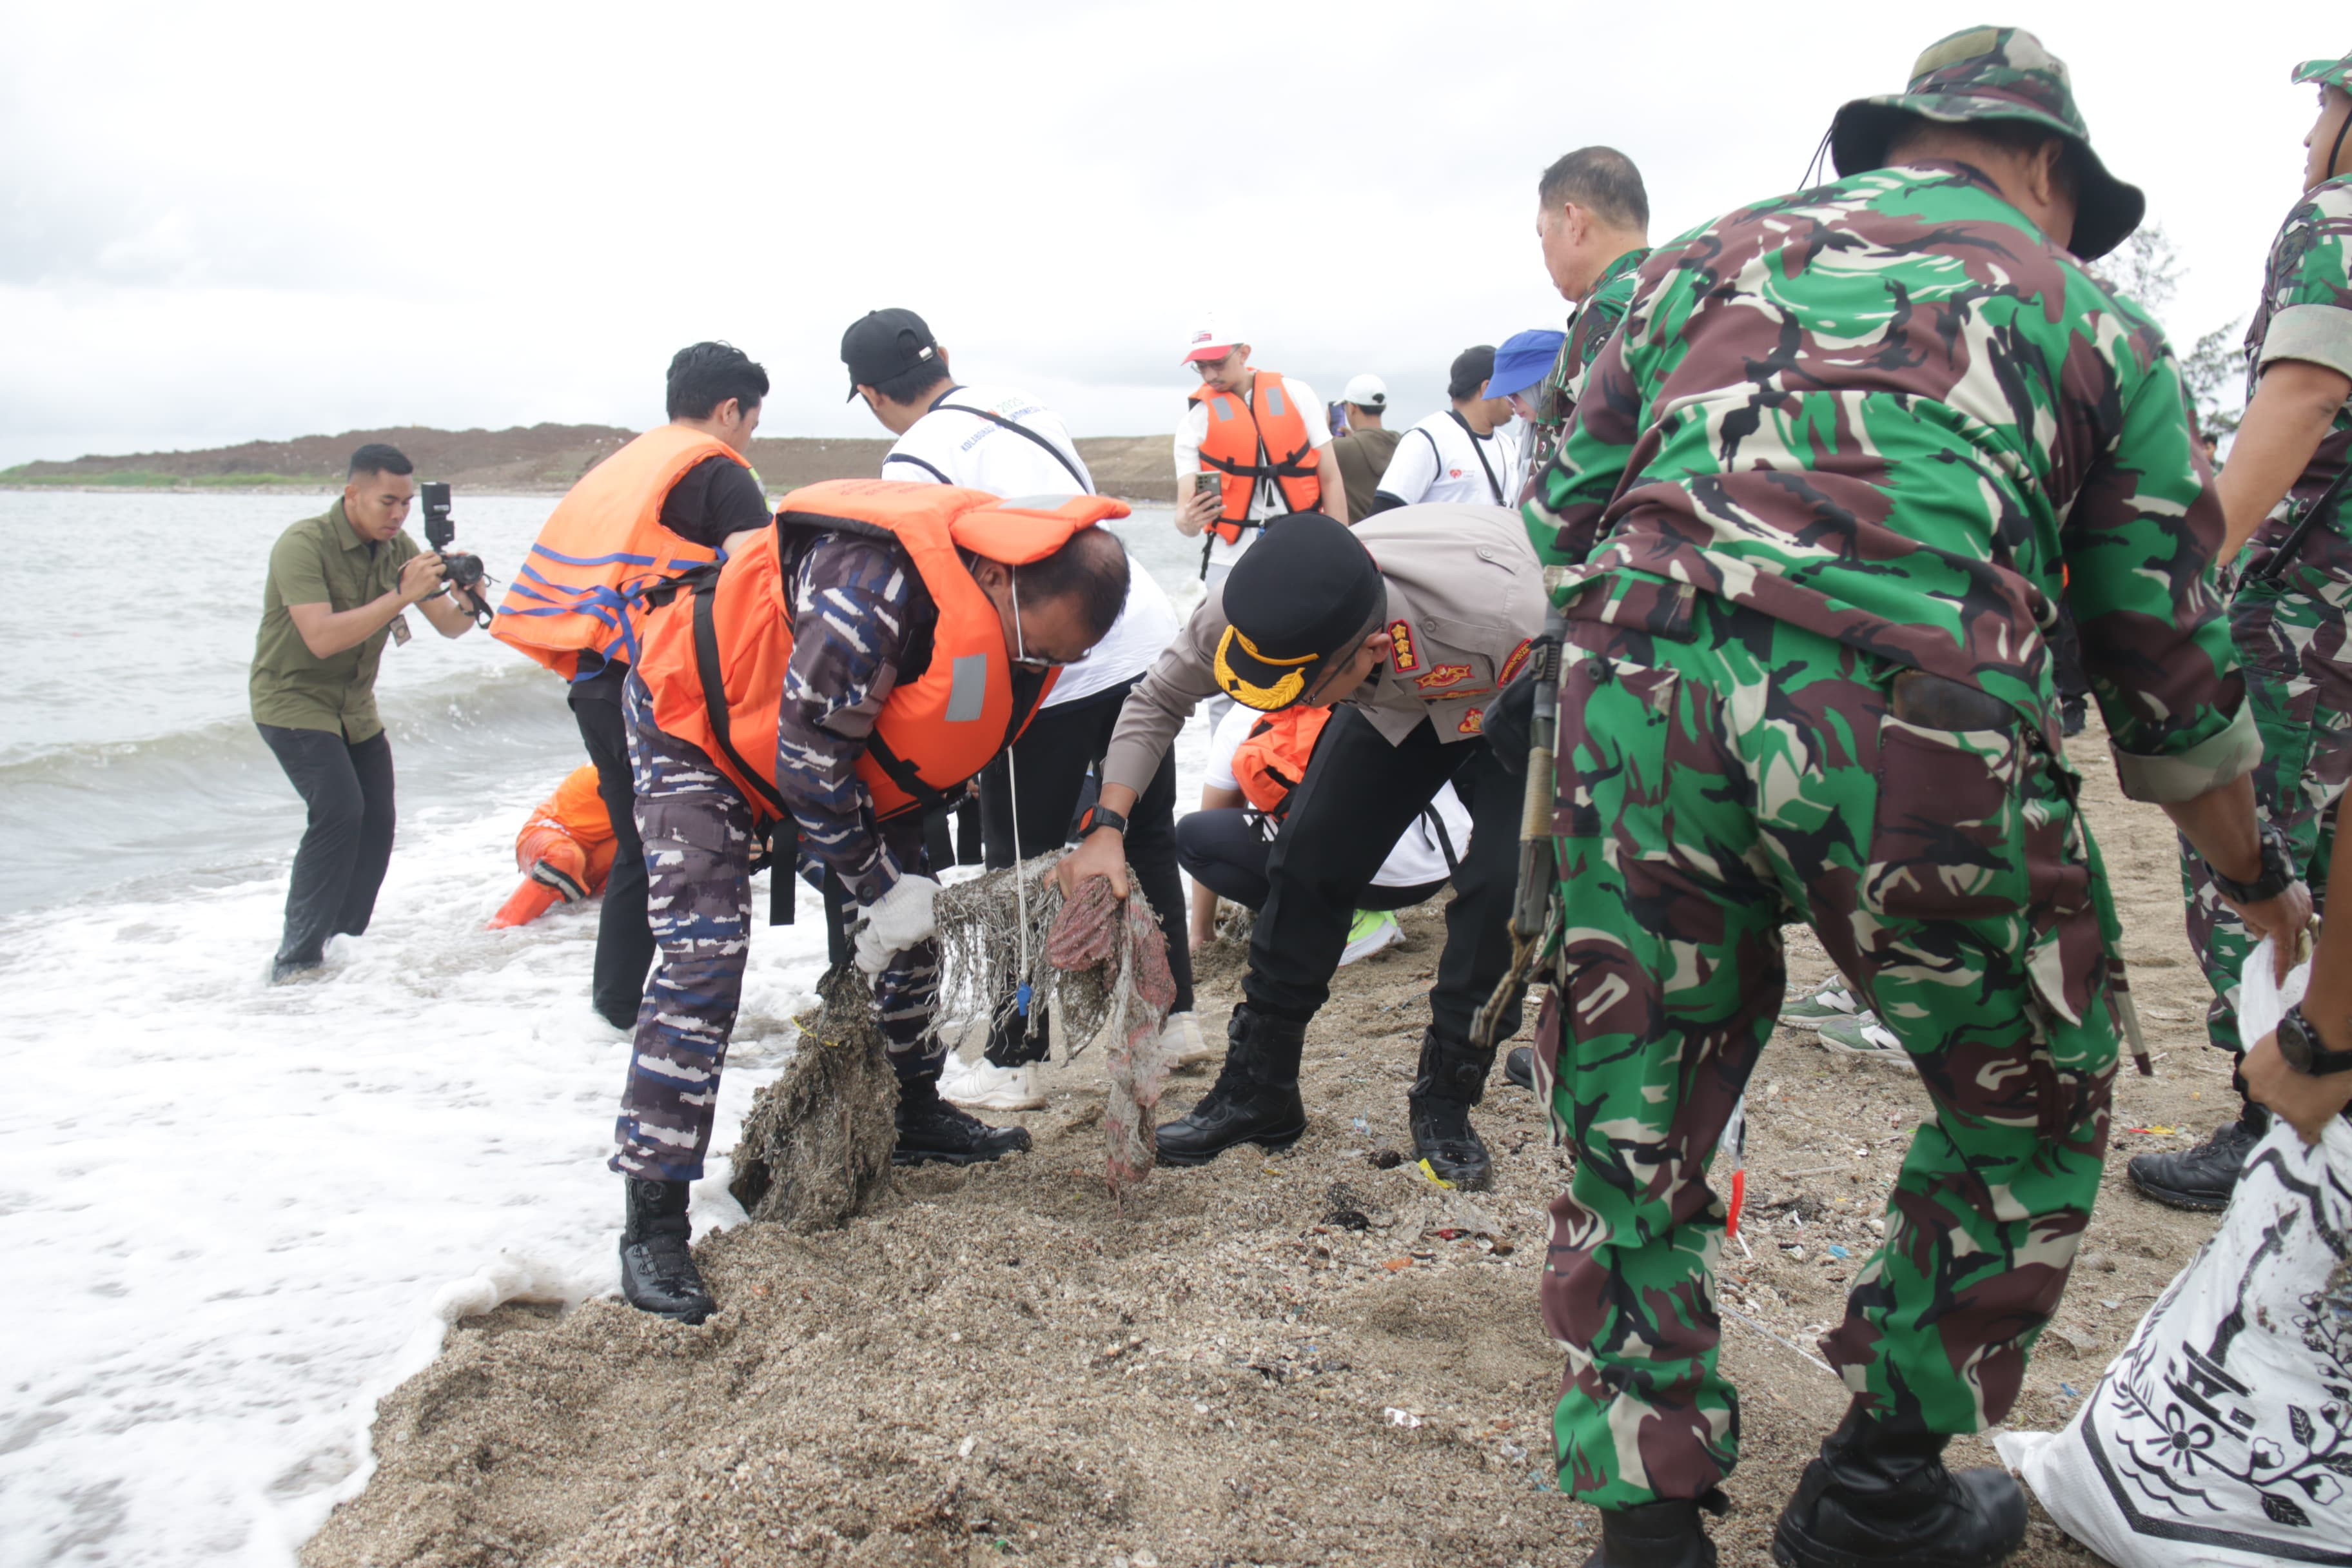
[1376,409,1518,507]
[1172,373,1333,569]
[1205,705,1471,889]
[881,382,1176,709]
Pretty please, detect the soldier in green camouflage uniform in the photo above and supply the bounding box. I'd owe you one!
[1513,148,1654,508]
[1521,28,2307,1568]
[2142,48,2352,1213]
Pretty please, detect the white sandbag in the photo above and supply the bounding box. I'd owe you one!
[1995,1113,2352,1567]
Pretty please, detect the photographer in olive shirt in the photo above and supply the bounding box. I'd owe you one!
[250,444,480,982]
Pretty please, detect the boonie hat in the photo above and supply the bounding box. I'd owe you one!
[1828,25,2145,261]
[1342,373,1388,410]
[841,308,939,400]
[1184,315,1246,365]
[2295,50,2352,93]
[1487,329,1567,401]
[1211,514,1386,712]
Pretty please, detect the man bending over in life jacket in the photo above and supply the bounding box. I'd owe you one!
[1057,508,1545,1191]
[611,478,1132,1323]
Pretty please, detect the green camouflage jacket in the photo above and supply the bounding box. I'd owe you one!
[1527,160,2254,796]
[2244,172,2352,580]
[1557,244,1649,415]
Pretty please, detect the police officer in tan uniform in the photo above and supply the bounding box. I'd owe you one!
[1057,507,1546,1186]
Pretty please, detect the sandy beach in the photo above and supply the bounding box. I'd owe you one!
[302,712,2224,1567]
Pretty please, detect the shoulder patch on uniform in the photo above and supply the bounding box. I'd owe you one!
[1389,621,1420,672]
[1457,707,1485,736]
[1498,638,1534,685]
[1415,663,1473,692]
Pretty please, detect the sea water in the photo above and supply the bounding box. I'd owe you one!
[0,489,1210,1566]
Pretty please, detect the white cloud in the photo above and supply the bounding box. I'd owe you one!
[0,0,2326,469]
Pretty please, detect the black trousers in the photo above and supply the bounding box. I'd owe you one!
[257,724,397,968]
[1248,707,1523,1045]
[1177,807,1446,914]
[571,692,654,1028]
[979,677,1193,1064]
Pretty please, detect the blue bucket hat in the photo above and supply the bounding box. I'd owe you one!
[1487,329,1568,401]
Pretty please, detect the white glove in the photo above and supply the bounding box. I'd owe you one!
[852,874,941,976]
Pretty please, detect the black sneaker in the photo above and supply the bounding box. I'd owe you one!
[893,1075,1032,1166]
[1407,1028,1496,1190]
[1585,1493,1725,1568]
[1505,1046,1536,1092]
[1155,1005,1309,1166]
[2059,696,2087,738]
[2127,1107,2266,1211]
[618,1177,714,1324]
[1772,1409,2024,1568]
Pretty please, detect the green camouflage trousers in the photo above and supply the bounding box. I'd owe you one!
[1534,576,2119,1509]
[2182,571,2352,1055]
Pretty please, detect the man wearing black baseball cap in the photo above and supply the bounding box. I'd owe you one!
[1055,505,1547,1188]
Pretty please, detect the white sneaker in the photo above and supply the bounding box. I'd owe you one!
[1160,1011,1215,1068]
[937,1057,1046,1111]
[1338,908,1402,966]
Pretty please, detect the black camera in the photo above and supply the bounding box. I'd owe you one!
[418,481,493,625]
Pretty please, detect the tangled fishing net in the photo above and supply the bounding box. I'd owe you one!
[727,964,899,1231]
[936,854,1177,1203]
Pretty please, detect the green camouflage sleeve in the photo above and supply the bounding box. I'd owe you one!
[2059,324,2255,801]
[2256,180,2352,385]
[1521,269,1682,582]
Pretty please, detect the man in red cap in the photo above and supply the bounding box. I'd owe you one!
[1173,318,1347,596]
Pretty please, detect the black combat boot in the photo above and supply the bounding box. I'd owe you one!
[1155,1005,1308,1166]
[2127,1098,2268,1211]
[618,1177,714,1324]
[1585,1492,1726,1568]
[1505,1045,1536,1092]
[894,1073,1034,1165]
[1772,1405,2026,1568]
[1407,1028,1496,1190]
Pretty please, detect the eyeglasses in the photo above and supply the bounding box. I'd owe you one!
[1191,353,1233,377]
[1010,574,1073,670]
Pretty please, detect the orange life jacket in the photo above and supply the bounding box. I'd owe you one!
[1189,370,1322,544]
[491,425,745,680]
[1231,705,1331,816]
[634,478,1129,824]
[487,765,618,929]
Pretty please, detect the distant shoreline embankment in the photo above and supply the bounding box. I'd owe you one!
[1,424,1181,504]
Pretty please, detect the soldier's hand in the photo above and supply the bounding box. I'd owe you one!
[1054,828,1129,901]
[2224,881,2314,983]
[2242,1029,2352,1146]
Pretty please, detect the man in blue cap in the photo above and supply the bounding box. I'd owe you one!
[1487,328,1567,504]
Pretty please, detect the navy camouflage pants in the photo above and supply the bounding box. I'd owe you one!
[608,678,941,1183]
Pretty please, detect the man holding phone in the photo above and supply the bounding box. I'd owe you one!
[250,443,480,982]
[1174,318,1346,594]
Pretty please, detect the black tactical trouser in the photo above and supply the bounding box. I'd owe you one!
[571,689,654,1029]
[978,677,1193,1065]
[1246,707,1522,1046]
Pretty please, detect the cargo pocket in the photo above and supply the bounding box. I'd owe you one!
[1863,710,2028,923]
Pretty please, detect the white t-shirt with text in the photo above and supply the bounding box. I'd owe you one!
[1173,374,1333,570]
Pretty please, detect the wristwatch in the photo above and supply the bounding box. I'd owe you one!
[1076,803,1130,839]
[2210,821,2298,905]
[2277,1004,2352,1077]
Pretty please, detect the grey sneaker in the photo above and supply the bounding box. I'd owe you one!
[1781,977,1863,1030]
[1817,1012,1908,1060]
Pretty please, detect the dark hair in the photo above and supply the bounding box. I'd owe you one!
[1538,146,1650,233]
[348,443,413,480]
[1447,345,1496,402]
[665,341,770,421]
[873,357,952,407]
[1883,113,2083,199]
[1013,526,1130,643]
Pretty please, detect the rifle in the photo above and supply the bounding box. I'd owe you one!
[1471,612,1565,1052]
[2248,460,2352,584]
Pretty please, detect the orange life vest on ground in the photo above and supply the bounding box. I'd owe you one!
[1231,705,1331,816]
[1190,369,1322,544]
[487,765,619,928]
[491,425,746,680]
[634,478,1129,824]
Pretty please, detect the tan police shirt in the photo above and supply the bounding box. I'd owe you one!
[1100,503,1547,796]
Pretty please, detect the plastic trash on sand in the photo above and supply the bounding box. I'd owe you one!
[1994,1113,2352,1566]
[2236,934,2311,1044]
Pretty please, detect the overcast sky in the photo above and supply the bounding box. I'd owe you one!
[0,2,2331,469]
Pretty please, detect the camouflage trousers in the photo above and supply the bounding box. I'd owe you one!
[608,678,941,1183]
[1534,577,2117,1509]
[2182,572,2352,1055]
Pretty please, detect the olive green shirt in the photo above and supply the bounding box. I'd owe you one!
[249,500,421,740]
